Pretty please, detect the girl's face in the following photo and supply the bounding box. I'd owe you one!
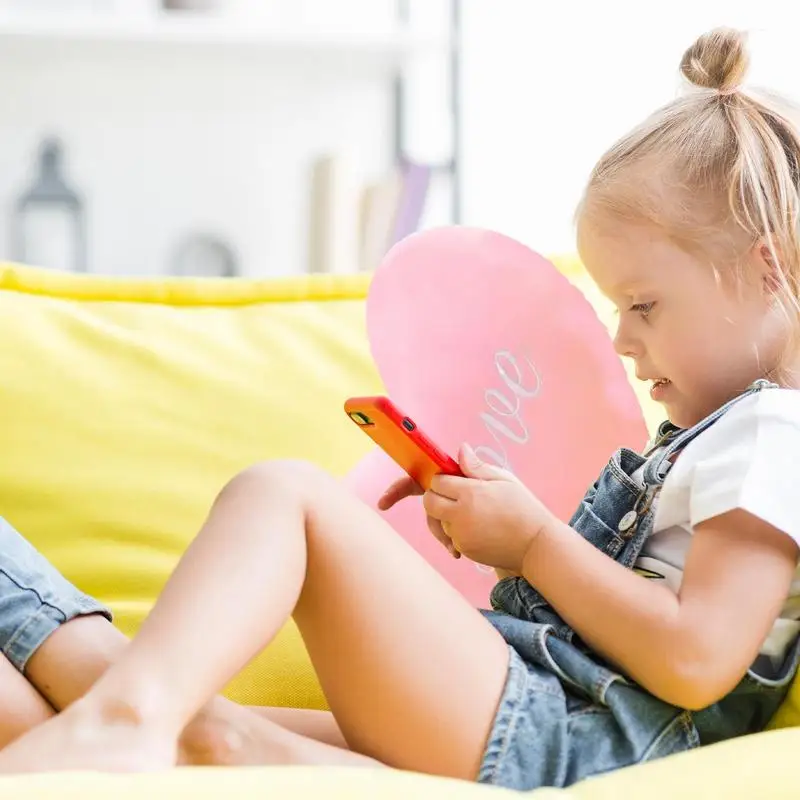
[577,217,786,428]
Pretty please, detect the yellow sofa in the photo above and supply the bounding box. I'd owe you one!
[0,258,796,798]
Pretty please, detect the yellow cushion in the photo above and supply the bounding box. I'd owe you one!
[2,727,800,799]
[0,264,383,708]
[0,767,563,800]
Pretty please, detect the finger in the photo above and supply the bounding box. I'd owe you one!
[458,443,515,482]
[426,515,450,548]
[423,489,457,522]
[427,516,461,559]
[378,476,422,510]
[443,521,462,559]
[429,474,470,499]
[381,475,422,503]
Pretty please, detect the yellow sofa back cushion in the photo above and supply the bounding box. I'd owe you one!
[0,265,382,708]
[0,257,797,728]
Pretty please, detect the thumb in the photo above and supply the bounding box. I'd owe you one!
[458,443,506,480]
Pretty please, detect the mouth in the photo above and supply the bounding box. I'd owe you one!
[649,377,671,400]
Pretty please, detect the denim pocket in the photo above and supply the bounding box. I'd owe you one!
[570,502,625,557]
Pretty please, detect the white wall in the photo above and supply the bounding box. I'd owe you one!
[0,0,401,277]
[461,0,800,257]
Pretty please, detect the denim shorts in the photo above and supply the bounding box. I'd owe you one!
[0,516,111,671]
[477,606,699,791]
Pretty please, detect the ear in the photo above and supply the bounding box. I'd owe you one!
[754,239,784,295]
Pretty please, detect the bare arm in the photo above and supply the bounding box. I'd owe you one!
[522,509,798,709]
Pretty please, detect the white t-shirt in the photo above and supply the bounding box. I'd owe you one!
[633,389,800,667]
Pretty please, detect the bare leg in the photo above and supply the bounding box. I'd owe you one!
[0,461,508,778]
[25,613,352,764]
[0,654,54,749]
[24,615,126,709]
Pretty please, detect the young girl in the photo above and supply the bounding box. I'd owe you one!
[0,26,799,791]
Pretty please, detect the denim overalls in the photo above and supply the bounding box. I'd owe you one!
[477,380,800,791]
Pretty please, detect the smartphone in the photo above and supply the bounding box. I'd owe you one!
[344,395,462,490]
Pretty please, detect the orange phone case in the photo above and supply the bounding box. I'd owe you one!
[344,396,462,490]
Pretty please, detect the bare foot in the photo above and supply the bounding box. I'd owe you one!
[180,704,271,767]
[180,700,378,768]
[0,695,178,774]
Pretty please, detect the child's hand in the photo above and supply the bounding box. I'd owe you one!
[378,474,463,559]
[378,475,423,510]
[423,444,556,574]
[379,473,464,558]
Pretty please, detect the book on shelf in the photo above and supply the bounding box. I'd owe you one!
[307,153,431,275]
[307,153,362,275]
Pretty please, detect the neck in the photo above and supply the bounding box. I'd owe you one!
[766,351,800,389]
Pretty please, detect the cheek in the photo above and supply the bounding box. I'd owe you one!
[660,311,731,372]
[659,308,707,349]
[681,310,762,384]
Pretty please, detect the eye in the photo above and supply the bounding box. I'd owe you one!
[630,301,655,318]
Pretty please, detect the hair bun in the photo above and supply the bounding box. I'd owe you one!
[680,27,749,94]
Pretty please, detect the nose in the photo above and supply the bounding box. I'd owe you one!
[613,315,641,359]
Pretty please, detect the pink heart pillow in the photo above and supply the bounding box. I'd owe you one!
[345,228,647,607]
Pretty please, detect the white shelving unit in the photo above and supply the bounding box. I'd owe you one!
[0,12,447,69]
[0,3,458,278]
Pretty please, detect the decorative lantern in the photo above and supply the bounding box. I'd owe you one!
[13,138,87,272]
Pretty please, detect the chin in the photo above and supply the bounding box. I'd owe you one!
[664,390,731,430]
[661,400,699,431]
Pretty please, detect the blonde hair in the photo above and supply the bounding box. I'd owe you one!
[578,27,800,379]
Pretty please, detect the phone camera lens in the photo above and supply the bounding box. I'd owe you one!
[402,417,416,432]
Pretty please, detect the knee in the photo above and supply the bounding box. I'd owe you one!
[218,459,333,504]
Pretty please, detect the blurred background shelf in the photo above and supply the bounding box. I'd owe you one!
[0,1,461,278]
[0,1,794,280]
[0,13,449,69]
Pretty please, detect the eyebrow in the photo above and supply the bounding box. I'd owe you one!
[608,280,656,298]
[599,284,634,305]
[609,279,643,293]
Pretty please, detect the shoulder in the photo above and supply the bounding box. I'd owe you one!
[673,388,800,533]
[681,387,800,464]
[728,386,800,421]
